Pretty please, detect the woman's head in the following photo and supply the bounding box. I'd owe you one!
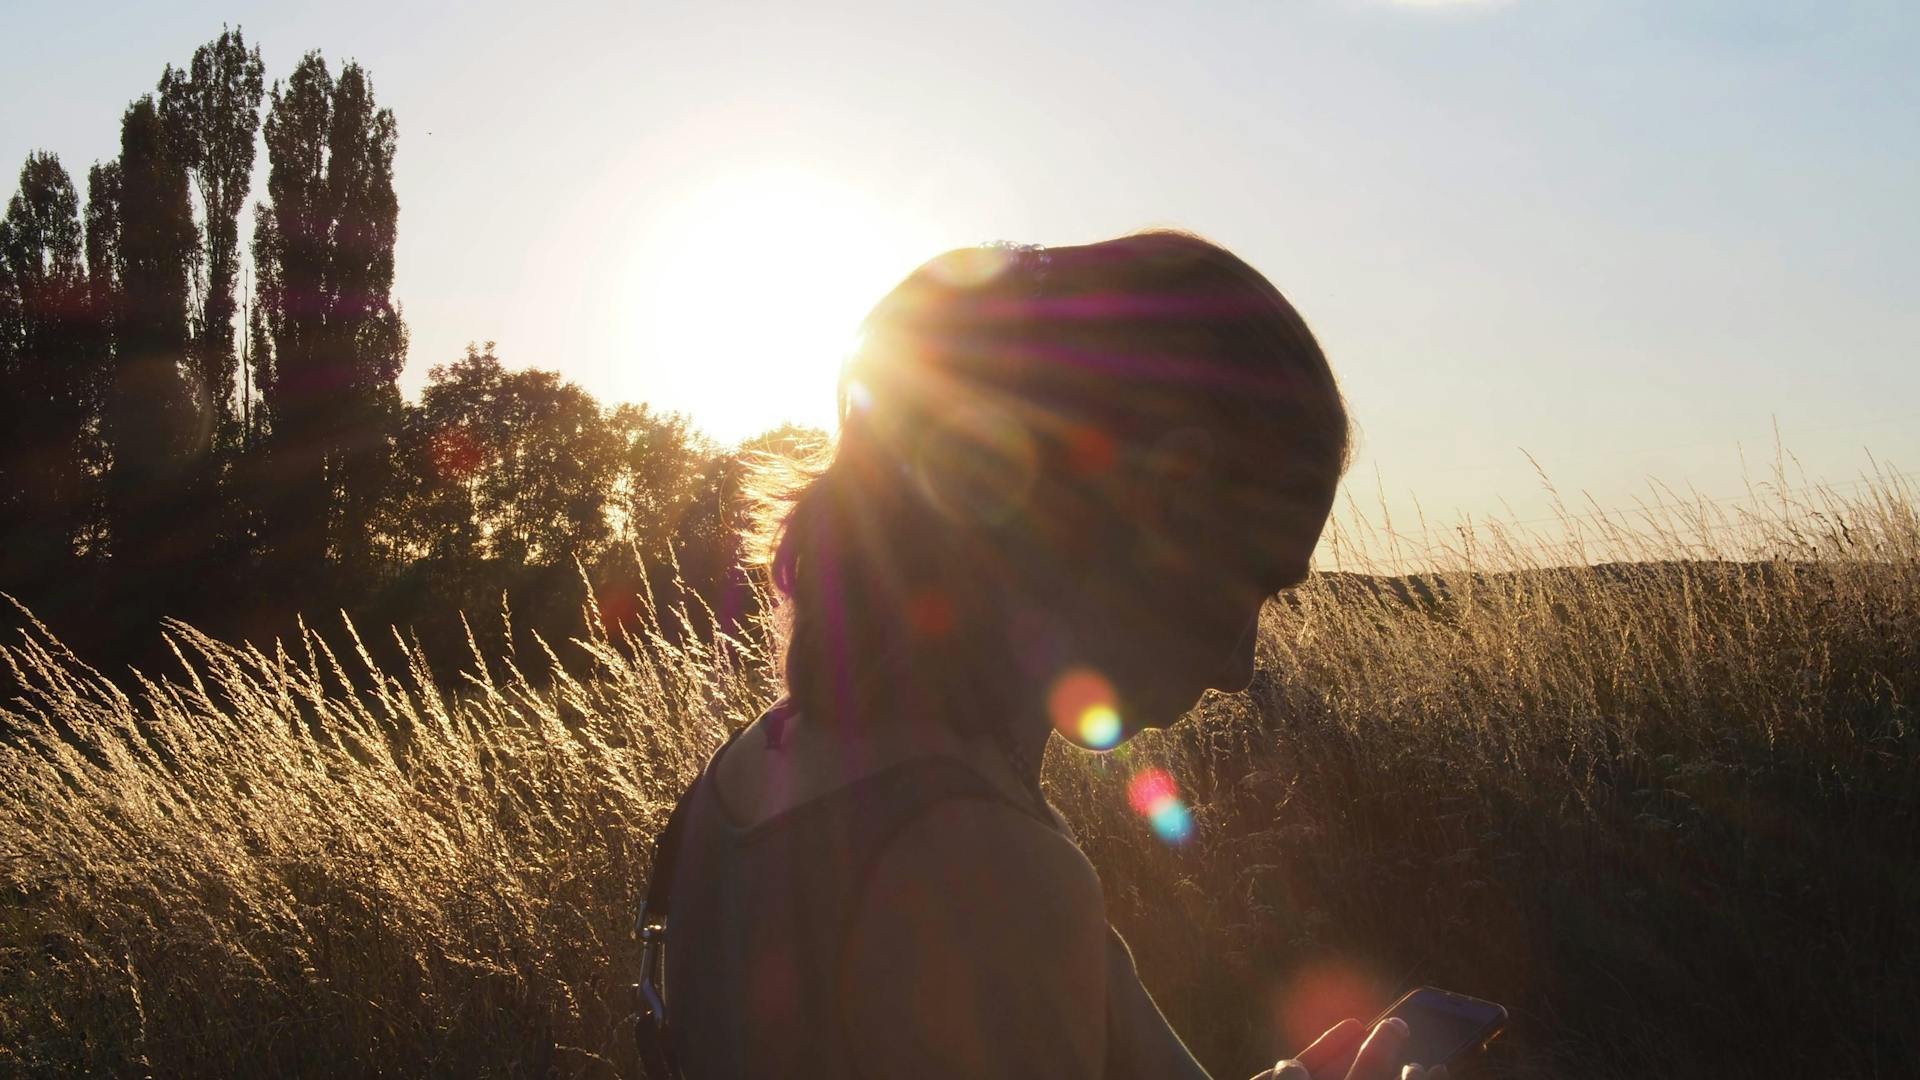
[765,230,1348,746]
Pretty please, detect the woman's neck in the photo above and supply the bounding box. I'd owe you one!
[793,673,1056,812]
[914,664,1055,800]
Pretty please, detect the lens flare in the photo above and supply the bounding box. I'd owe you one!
[913,403,1039,526]
[1127,768,1176,813]
[1127,767,1195,844]
[907,589,954,638]
[1271,961,1383,1054]
[1048,667,1123,749]
[1066,425,1117,475]
[1149,800,1193,843]
[1078,705,1121,749]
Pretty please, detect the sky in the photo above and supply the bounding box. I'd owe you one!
[5,0,1917,561]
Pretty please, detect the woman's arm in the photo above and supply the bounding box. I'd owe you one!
[1101,922,1216,1080]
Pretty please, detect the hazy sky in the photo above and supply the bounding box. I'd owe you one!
[6,0,1916,555]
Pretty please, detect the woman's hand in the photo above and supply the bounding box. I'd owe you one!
[1255,1017,1449,1080]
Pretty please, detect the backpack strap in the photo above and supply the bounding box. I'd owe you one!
[633,717,762,1080]
[632,701,1057,1077]
[633,788,691,1079]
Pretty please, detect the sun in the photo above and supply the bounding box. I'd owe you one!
[616,166,940,444]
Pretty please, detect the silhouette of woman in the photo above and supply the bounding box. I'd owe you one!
[652,231,1436,1079]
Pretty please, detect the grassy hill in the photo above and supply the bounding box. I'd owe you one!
[2,476,1916,1076]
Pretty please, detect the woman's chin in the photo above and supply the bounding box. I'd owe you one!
[1129,699,1196,736]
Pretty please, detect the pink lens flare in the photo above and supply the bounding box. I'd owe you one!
[1128,768,1178,815]
[1127,767,1194,844]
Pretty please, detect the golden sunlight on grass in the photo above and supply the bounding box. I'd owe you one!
[2,466,1915,1076]
[614,166,941,438]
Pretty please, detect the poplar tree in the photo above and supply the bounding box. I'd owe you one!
[0,152,99,586]
[251,52,405,594]
[103,96,197,569]
[159,26,265,458]
[82,161,123,556]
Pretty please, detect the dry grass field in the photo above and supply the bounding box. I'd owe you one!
[2,468,1916,1077]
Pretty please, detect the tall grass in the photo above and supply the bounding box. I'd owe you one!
[2,466,1916,1077]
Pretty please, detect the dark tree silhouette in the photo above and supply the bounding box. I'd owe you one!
[83,162,122,347]
[250,53,405,604]
[0,34,807,686]
[80,162,123,558]
[159,26,265,461]
[389,344,625,567]
[0,153,101,594]
[379,344,683,677]
[102,96,199,598]
[609,402,707,560]
[584,402,711,639]
[669,421,827,636]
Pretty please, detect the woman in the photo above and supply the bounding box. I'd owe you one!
[656,231,1439,1079]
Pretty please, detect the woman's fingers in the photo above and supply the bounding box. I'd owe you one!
[1293,1017,1366,1075]
[1269,1046,1444,1080]
[1286,1014,1431,1080]
[1342,1016,1410,1080]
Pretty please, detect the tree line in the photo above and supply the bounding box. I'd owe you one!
[0,27,817,683]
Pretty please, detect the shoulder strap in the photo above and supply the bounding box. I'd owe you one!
[633,778,692,1079]
[632,713,1059,1078]
[633,721,754,1080]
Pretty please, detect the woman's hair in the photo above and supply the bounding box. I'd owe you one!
[759,230,1349,734]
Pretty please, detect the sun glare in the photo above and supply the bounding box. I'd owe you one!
[617,167,939,443]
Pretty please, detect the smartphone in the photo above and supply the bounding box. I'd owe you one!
[1369,986,1508,1069]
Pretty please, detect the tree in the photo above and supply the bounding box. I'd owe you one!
[102,96,198,572]
[578,403,710,639]
[375,346,632,675]
[395,345,620,569]
[79,162,122,559]
[250,52,405,598]
[488,367,619,567]
[668,422,828,636]
[84,163,122,331]
[0,152,100,587]
[159,26,265,459]
[607,403,706,559]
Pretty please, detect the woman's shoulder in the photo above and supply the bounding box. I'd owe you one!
[870,795,1102,912]
[841,797,1109,1077]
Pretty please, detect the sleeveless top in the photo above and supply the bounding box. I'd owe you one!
[663,732,1154,1079]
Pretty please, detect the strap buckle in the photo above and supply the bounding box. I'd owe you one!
[636,915,668,1024]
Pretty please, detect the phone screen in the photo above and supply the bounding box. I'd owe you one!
[1379,988,1506,1068]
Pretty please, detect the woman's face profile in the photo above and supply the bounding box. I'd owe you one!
[1047,442,1341,744]
[834,235,1349,750]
